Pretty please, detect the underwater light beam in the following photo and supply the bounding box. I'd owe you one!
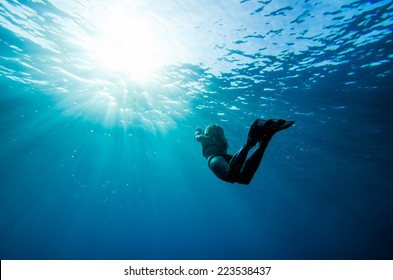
[51,2,192,132]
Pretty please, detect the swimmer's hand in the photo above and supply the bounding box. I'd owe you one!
[195,128,204,140]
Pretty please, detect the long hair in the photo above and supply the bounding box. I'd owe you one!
[205,124,228,150]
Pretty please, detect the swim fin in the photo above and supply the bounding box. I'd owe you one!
[261,119,294,139]
[248,119,295,143]
[268,119,295,132]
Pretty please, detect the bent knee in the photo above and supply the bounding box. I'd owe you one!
[237,177,252,185]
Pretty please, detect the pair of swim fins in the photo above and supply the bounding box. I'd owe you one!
[248,119,295,142]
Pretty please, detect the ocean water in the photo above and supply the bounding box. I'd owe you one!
[1,0,392,260]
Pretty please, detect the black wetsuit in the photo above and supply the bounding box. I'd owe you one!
[195,131,270,185]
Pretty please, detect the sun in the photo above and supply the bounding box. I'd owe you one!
[60,2,191,131]
[81,6,165,82]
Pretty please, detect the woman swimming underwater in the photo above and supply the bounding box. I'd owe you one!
[195,119,294,185]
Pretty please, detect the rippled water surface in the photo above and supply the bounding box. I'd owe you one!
[1,0,393,259]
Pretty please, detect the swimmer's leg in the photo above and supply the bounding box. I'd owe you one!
[228,138,255,177]
[237,139,270,185]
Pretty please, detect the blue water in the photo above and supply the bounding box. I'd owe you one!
[1,0,393,260]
